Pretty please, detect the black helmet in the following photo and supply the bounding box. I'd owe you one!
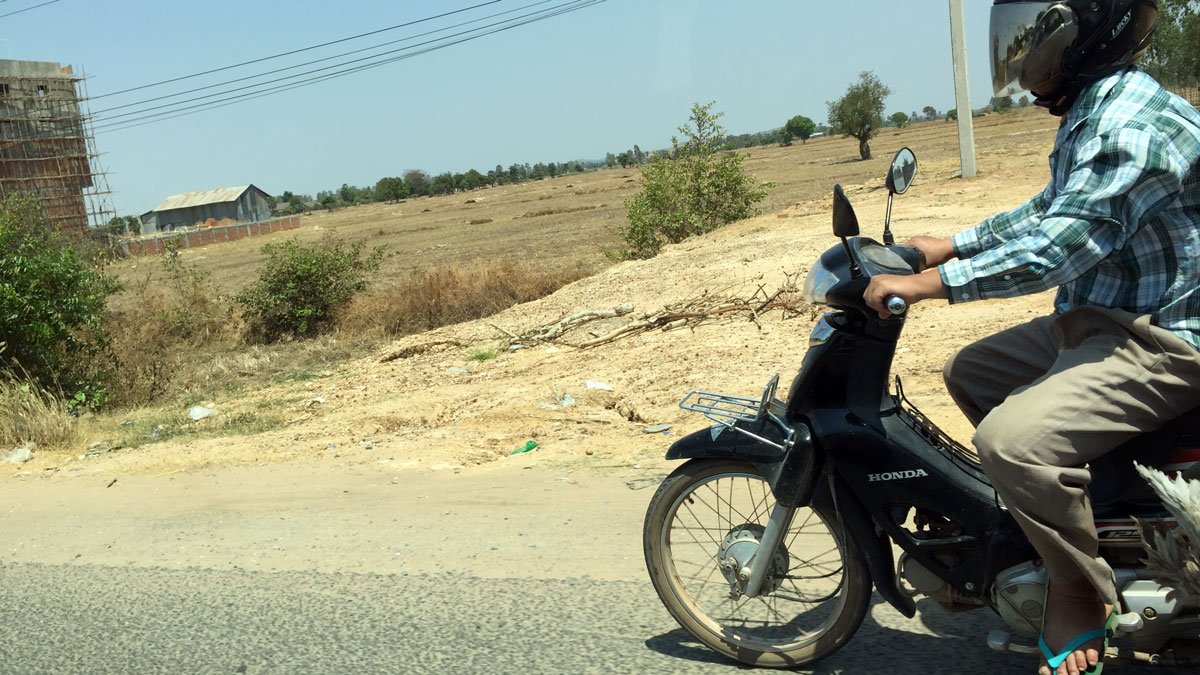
[990,0,1158,98]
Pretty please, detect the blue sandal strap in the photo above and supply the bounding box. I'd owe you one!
[1039,628,1108,669]
[1036,610,1118,672]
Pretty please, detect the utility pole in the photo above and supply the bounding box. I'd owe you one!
[949,0,977,178]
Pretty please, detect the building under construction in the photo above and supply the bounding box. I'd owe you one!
[0,59,110,234]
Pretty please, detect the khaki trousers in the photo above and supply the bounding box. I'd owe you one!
[943,306,1200,604]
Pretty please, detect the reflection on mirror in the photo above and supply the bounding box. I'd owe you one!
[887,148,918,195]
[832,184,860,238]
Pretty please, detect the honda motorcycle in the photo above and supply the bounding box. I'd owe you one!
[642,148,1200,669]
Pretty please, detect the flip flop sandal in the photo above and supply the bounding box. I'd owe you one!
[1038,611,1118,674]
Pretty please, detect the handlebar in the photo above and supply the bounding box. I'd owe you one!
[885,296,908,315]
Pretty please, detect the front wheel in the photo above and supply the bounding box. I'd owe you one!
[643,459,871,668]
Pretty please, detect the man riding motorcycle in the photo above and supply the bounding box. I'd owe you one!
[863,2,1200,673]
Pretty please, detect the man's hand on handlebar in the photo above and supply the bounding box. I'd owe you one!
[864,270,949,319]
[905,236,956,267]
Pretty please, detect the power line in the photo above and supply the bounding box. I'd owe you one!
[94,0,574,123]
[90,1,502,100]
[0,0,60,19]
[91,0,557,116]
[93,0,605,133]
[96,0,605,133]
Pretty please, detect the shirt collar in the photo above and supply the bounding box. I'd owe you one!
[1058,68,1128,137]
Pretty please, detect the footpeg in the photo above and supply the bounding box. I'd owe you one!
[987,630,1039,655]
[1114,611,1144,634]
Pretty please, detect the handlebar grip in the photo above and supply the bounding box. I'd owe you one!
[886,296,908,316]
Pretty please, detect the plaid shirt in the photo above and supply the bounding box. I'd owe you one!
[939,68,1200,351]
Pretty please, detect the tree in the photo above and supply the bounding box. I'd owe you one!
[374,176,409,203]
[781,114,816,146]
[316,191,339,210]
[922,106,939,120]
[620,101,771,259]
[1142,0,1200,86]
[633,145,645,164]
[337,183,358,204]
[106,215,140,236]
[403,169,431,197]
[462,169,486,190]
[827,71,891,160]
[946,108,959,121]
[285,192,310,213]
[991,95,1015,112]
[431,172,456,194]
[889,111,910,128]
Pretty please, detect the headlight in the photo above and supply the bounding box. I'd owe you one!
[802,263,839,305]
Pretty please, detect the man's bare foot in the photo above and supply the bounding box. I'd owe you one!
[1037,578,1113,675]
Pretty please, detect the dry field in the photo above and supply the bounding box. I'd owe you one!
[17,106,1064,477]
[107,107,1056,297]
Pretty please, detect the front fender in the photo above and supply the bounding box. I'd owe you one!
[666,419,822,508]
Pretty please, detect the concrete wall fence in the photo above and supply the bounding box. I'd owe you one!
[118,215,302,257]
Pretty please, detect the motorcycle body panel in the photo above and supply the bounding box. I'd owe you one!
[665,417,823,508]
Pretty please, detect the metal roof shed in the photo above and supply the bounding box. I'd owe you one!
[142,184,271,232]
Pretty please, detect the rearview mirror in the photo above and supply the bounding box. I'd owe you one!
[832,184,860,238]
[886,147,917,195]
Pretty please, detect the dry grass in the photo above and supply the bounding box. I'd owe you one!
[0,382,82,450]
[339,258,595,337]
[104,107,1053,307]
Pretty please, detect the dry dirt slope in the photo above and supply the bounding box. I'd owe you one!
[32,121,1066,479]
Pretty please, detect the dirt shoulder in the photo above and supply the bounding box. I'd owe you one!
[7,111,1058,483]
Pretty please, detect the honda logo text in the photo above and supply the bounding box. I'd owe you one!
[867,469,929,482]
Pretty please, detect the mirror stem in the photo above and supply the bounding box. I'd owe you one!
[883,193,895,246]
[840,237,862,279]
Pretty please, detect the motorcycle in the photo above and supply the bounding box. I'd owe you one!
[642,148,1200,669]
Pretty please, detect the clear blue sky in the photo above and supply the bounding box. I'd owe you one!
[1,0,996,216]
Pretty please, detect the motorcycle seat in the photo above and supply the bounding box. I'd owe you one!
[1090,405,1200,517]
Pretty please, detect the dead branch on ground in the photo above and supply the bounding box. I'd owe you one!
[496,271,811,350]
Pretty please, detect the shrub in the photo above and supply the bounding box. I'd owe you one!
[619,102,771,259]
[0,195,116,392]
[237,235,384,342]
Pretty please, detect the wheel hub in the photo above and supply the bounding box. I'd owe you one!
[717,524,789,597]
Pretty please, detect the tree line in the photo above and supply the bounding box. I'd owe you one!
[274,159,605,213]
[249,3,1200,216]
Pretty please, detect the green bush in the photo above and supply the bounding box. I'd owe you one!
[0,195,115,392]
[619,102,771,259]
[237,235,384,342]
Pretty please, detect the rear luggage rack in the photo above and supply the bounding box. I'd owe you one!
[680,374,794,451]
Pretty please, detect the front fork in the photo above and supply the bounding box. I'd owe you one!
[741,501,796,598]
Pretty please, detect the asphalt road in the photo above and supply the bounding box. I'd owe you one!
[2,562,1194,675]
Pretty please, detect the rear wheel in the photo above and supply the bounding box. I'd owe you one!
[643,459,871,668]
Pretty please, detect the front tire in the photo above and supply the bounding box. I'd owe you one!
[643,459,871,668]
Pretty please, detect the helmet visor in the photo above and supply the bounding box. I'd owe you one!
[990,2,1068,96]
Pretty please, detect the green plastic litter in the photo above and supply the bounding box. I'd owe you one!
[510,440,538,455]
